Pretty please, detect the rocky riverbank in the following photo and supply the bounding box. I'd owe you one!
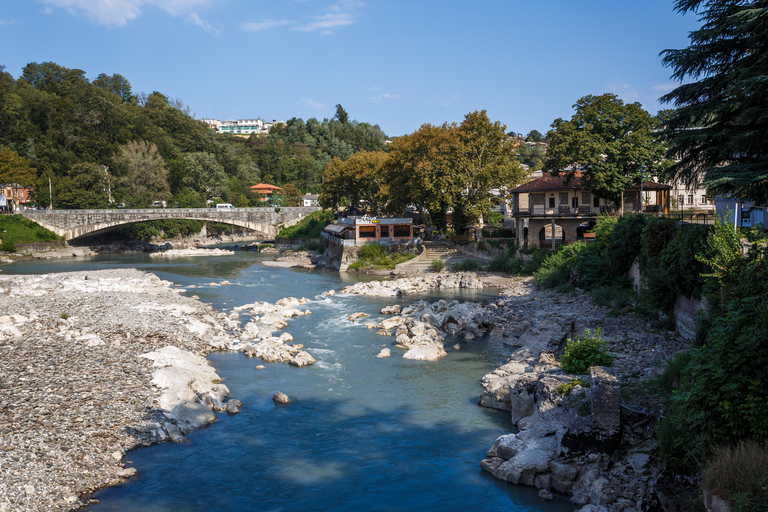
[0,268,313,512]
[476,277,690,511]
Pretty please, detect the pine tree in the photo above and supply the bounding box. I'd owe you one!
[660,0,768,203]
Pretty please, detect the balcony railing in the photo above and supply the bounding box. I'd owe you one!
[513,204,668,217]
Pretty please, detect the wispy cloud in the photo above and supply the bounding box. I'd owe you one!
[298,97,327,110]
[370,92,399,103]
[0,18,17,25]
[189,12,219,35]
[241,19,293,32]
[293,0,362,35]
[38,0,217,27]
[427,93,461,107]
[605,80,639,102]
[651,82,677,94]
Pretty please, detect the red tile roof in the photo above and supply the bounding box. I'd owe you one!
[511,172,584,192]
[250,183,283,192]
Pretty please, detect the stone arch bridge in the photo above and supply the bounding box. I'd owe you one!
[20,207,320,241]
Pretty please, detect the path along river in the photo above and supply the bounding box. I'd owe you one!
[4,249,573,512]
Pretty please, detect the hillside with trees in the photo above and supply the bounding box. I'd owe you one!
[0,62,388,209]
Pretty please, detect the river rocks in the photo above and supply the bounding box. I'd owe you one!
[348,312,369,322]
[0,268,245,511]
[149,248,234,257]
[376,348,391,358]
[381,305,401,315]
[273,392,290,404]
[262,251,320,269]
[341,272,485,297]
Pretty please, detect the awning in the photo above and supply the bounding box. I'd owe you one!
[323,224,353,235]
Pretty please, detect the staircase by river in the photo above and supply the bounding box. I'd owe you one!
[396,241,488,272]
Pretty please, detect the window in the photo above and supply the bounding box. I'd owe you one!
[593,196,600,207]
[380,225,390,237]
[687,195,694,205]
[548,197,555,208]
[678,195,685,206]
[571,196,579,208]
[359,226,376,238]
[701,195,708,204]
[393,225,410,238]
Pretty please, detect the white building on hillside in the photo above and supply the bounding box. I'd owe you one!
[201,118,284,135]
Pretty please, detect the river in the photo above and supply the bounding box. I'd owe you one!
[3,249,573,512]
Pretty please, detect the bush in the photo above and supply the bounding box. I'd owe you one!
[703,442,768,512]
[430,259,446,272]
[556,377,590,395]
[560,328,614,374]
[276,210,335,239]
[349,243,417,270]
[589,285,634,309]
[297,240,323,252]
[452,259,481,271]
[0,239,17,252]
[534,242,587,289]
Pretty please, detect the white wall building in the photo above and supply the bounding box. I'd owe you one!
[200,118,284,135]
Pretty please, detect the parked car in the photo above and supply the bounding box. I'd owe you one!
[216,203,235,210]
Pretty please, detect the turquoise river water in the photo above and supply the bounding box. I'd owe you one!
[3,249,573,512]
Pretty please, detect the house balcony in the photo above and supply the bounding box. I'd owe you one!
[512,204,665,218]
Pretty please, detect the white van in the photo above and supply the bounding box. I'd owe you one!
[216,203,235,210]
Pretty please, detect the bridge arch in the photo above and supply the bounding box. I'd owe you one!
[20,207,320,241]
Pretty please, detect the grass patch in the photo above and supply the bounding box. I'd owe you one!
[590,285,635,309]
[277,210,335,239]
[703,441,768,511]
[452,259,482,271]
[0,215,61,246]
[348,243,416,270]
[556,377,590,395]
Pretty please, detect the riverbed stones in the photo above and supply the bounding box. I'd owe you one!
[0,268,243,511]
[376,348,391,358]
[272,392,290,404]
[341,272,484,297]
[478,276,686,510]
[347,312,369,322]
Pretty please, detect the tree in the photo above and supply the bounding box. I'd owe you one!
[320,150,389,214]
[0,148,37,210]
[335,104,349,124]
[114,140,170,207]
[526,129,544,142]
[453,110,526,224]
[93,73,136,104]
[545,94,668,201]
[660,0,768,204]
[56,162,110,209]
[282,183,303,207]
[180,152,227,200]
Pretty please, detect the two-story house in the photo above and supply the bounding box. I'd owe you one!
[510,172,671,249]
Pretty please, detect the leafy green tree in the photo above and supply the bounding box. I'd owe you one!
[660,0,768,204]
[321,150,389,214]
[526,129,544,142]
[545,94,668,201]
[93,73,136,105]
[0,148,37,210]
[282,183,303,207]
[114,140,170,206]
[335,104,349,124]
[56,162,109,209]
[453,111,526,224]
[181,152,227,201]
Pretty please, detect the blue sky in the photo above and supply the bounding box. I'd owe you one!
[0,0,701,137]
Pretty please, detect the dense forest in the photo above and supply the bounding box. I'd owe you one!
[0,62,388,209]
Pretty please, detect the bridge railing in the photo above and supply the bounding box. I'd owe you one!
[23,207,320,215]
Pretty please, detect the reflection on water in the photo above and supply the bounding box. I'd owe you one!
[3,250,571,512]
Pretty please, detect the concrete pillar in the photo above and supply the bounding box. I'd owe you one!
[551,218,556,251]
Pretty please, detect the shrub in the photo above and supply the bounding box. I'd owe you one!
[476,240,489,253]
[703,442,768,512]
[556,377,590,395]
[452,259,481,271]
[430,258,446,272]
[276,210,335,239]
[590,285,634,309]
[359,243,387,260]
[0,239,17,253]
[560,328,614,374]
[534,242,587,289]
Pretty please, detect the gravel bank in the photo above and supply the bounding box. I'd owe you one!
[0,269,238,511]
